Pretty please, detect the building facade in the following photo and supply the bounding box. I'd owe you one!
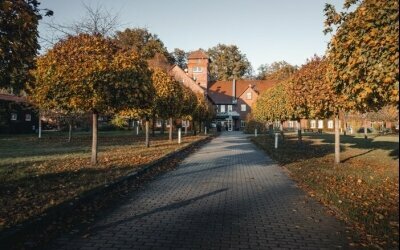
[0,94,38,134]
[169,49,276,131]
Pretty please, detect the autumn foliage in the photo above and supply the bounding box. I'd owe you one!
[325,0,399,112]
[29,34,154,163]
[286,56,338,120]
[253,81,294,124]
[30,34,153,113]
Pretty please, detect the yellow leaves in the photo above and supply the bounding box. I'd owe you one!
[31,34,154,114]
[383,77,393,84]
[327,0,399,111]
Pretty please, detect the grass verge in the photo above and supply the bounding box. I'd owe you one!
[251,132,399,249]
[0,130,207,231]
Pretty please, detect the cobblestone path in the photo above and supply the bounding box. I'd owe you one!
[49,132,349,249]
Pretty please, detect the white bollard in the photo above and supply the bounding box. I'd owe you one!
[178,128,181,144]
[255,128,258,137]
[38,118,42,139]
[275,133,279,149]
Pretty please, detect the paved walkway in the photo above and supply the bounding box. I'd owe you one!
[49,132,349,249]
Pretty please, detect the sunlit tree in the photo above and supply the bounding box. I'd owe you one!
[30,34,153,164]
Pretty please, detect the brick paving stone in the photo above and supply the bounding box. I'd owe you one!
[48,132,350,249]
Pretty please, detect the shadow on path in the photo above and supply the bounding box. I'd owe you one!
[88,188,229,234]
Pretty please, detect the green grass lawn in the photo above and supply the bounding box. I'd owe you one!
[251,132,399,249]
[0,130,207,230]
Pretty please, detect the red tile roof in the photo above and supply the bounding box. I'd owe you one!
[0,94,27,103]
[187,50,209,59]
[208,79,277,104]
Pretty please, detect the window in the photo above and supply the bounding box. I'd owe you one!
[241,120,246,127]
[318,120,324,129]
[246,92,252,100]
[220,105,226,113]
[310,120,316,129]
[328,120,334,129]
[193,66,202,73]
[241,104,246,112]
[25,114,31,121]
[227,105,232,112]
[288,121,294,128]
[11,113,17,121]
[156,120,162,127]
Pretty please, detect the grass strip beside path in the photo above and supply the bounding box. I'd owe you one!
[251,133,399,249]
[0,131,207,231]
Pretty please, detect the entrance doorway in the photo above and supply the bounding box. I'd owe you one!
[227,119,233,132]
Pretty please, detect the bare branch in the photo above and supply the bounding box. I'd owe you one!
[40,2,120,50]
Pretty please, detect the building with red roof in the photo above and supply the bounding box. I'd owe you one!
[169,50,276,131]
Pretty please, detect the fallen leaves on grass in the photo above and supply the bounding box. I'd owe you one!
[252,134,399,249]
[0,134,205,231]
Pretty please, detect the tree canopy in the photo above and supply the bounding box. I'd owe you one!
[0,0,52,93]
[114,28,173,62]
[253,82,294,123]
[171,48,187,69]
[286,56,338,120]
[30,34,153,113]
[207,44,253,81]
[257,61,298,81]
[151,68,183,120]
[324,0,399,112]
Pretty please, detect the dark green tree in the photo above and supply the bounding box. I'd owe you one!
[207,44,253,81]
[257,61,298,81]
[171,48,187,69]
[0,0,52,93]
[114,28,173,62]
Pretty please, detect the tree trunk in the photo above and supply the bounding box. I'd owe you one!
[145,119,150,147]
[68,123,72,143]
[343,113,347,136]
[184,120,188,135]
[280,121,285,141]
[199,120,202,133]
[193,120,197,136]
[364,117,368,139]
[151,114,156,137]
[161,120,165,135]
[297,118,302,143]
[334,114,340,164]
[91,112,98,165]
[38,111,42,139]
[169,117,173,141]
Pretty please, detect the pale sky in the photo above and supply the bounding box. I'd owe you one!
[38,0,344,73]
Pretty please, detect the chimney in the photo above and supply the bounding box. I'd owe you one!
[232,79,236,103]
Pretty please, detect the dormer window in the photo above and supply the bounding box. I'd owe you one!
[246,92,252,100]
[193,66,202,73]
